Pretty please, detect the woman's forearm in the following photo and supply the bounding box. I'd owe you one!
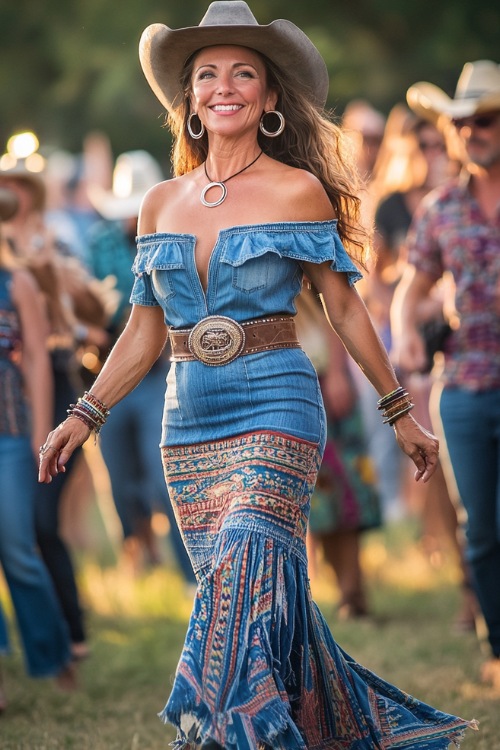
[88,305,168,409]
[306,264,400,397]
[327,297,399,396]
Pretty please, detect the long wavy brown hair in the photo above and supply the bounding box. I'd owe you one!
[167,50,370,268]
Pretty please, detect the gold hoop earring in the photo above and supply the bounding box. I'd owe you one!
[259,110,285,137]
[187,113,205,139]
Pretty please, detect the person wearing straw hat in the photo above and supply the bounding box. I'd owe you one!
[39,3,477,747]
[395,60,500,690]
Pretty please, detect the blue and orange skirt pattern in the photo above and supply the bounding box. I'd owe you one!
[160,430,475,750]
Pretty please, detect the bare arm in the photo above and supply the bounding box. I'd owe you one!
[304,263,398,394]
[12,270,54,457]
[38,303,168,482]
[321,318,357,420]
[303,261,439,482]
[87,303,168,407]
[390,264,436,373]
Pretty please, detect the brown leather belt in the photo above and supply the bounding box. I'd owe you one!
[169,315,300,366]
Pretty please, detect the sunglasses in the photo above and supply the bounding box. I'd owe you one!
[418,141,446,153]
[452,113,499,130]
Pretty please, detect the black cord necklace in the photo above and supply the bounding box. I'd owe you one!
[201,151,263,207]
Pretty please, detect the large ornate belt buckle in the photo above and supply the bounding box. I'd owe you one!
[188,315,246,366]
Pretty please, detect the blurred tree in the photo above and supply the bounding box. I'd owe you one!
[1,0,499,165]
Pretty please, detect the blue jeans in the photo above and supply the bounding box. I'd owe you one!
[0,602,8,654]
[99,361,195,583]
[439,387,500,657]
[0,435,71,676]
[34,365,86,645]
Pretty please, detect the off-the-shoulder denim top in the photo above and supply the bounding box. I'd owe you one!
[130,221,361,329]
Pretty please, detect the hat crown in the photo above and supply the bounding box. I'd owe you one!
[199,1,258,27]
[111,150,163,200]
[455,60,500,101]
[139,1,329,111]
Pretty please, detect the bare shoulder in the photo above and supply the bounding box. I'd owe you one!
[137,178,174,235]
[268,162,335,222]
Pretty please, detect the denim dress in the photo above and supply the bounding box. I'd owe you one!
[130,222,473,750]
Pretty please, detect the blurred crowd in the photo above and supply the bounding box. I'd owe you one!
[1,57,499,709]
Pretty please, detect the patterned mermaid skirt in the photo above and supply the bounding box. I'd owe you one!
[159,430,475,750]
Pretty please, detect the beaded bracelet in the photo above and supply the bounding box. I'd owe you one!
[67,391,110,442]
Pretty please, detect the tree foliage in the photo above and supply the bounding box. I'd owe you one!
[1,0,499,166]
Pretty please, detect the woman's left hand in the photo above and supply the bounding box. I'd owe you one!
[38,417,91,483]
[393,413,439,483]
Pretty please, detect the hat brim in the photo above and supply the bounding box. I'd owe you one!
[0,168,46,211]
[139,20,329,111]
[407,81,500,122]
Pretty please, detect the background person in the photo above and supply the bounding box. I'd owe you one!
[0,185,74,707]
[39,3,475,748]
[296,286,382,620]
[87,151,195,581]
[0,162,106,663]
[396,59,500,688]
[371,105,476,632]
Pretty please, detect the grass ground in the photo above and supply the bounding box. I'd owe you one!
[1,514,498,749]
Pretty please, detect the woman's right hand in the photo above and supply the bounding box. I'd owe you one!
[38,417,91,483]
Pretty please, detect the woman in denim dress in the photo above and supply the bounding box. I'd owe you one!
[39,3,477,748]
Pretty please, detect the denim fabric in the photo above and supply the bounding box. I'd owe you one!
[161,432,472,750]
[439,387,500,656]
[35,363,86,644]
[0,602,9,653]
[129,223,474,748]
[99,361,195,582]
[131,221,361,324]
[0,434,71,676]
[131,222,358,449]
[163,346,326,449]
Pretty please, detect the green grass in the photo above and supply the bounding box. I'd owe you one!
[1,519,498,749]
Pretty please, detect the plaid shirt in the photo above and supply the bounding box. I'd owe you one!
[406,172,500,391]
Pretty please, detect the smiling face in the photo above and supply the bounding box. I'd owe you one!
[190,45,277,138]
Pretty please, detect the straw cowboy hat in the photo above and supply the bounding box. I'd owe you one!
[139,0,329,112]
[407,60,500,124]
[87,150,164,221]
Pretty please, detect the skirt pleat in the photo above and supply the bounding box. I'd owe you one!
[160,431,475,750]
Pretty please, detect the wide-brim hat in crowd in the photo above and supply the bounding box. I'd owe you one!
[87,150,164,221]
[139,0,329,112]
[407,60,500,123]
[0,162,46,212]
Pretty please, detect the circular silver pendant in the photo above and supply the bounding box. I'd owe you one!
[200,181,227,208]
